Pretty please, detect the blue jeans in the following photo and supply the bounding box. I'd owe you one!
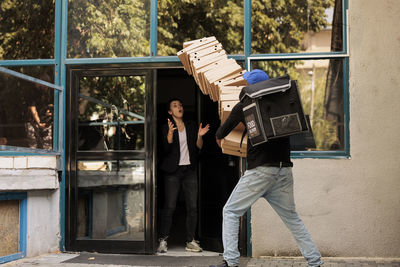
[222,165,323,267]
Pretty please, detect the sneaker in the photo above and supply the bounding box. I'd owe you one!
[157,237,168,253]
[185,239,203,252]
[209,260,237,267]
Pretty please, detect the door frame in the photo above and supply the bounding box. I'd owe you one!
[65,62,247,254]
[65,64,159,254]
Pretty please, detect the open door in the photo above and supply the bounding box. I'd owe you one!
[155,68,246,254]
[197,94,246,254]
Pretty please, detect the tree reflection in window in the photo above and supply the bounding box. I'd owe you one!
[78,76,146,151]
[157,0,244,56]
[68,0,150,58]
[0,0,55,60]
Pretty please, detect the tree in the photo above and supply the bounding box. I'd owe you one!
[251,0,334,77]
[68,0,150,58]
[0,0,54,60]
[157,0,244,55]
[1,0,338,150]
[78,76,146,150]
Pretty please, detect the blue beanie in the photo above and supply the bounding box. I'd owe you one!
[243,69,269,85]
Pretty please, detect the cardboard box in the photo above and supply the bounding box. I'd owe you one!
[189,43,224,66]
[204,63,243,101]
[219,100,238,120]
[221,129,247,157]
[195,58,234,94]
[185,41,222,74]
[213,71,245,99]
[178,37,217,73]
[221,147,247,157]
[183,36,215,48]
[219,85,243,96]
[219,76,248,87]
[178,37,249,157]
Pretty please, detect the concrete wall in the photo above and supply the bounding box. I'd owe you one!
[0,156,60,257]
[252,0,400,258]
[26,189,60,257]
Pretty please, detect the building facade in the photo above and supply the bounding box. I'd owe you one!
[1,0,399,263]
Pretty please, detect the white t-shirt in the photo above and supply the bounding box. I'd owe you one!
[178,127,191,166]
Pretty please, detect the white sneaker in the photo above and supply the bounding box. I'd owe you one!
[157,238,168,253]
[185,239,202,252]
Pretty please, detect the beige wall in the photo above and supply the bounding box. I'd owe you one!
[252,0,400,258]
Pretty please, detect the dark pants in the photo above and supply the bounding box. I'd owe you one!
[160,165,198,242]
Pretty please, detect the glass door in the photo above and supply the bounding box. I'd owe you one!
[66,68,155,253]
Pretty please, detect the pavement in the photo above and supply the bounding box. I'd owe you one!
[2,248,400,267]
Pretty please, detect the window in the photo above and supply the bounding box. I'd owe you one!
[0,0,348,156]
[0,67,57,152]
[78,75,146,151]
[252,59,345,151]
[251,0,343,54]
[0,193,27,264]
[249,0,348,155]
[0,0,55,60]
[157,0,244,56]
[76,160,145,240]
[67,0,151,58]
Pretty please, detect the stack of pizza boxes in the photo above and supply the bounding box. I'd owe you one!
[177,36,247,157]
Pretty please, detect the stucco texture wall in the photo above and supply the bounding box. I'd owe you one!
[27,190,60,257]
[252,0,400,258]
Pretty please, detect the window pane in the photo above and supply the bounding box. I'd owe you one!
[78,75,145,151]
[0,67,54,150]
[7,66,54,82]
[251,0,343,54]
[0,200,20,256]
[68,0,150,58]
[158,0,244,56]
[77,160,145,241]
[0,0,55,59]
[251,59,344,151]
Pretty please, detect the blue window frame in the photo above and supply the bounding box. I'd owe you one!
[0,0,349,256]
[0,67,63,156]
[0,192,27,264]
[0,0,349,157]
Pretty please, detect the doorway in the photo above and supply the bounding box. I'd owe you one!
[65,65,246,254]
[156,68,246,254]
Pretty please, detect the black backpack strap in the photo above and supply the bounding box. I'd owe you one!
[240,128,247,148]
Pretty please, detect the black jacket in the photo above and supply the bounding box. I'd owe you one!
[160,119,199,173]
[215,102,292,170]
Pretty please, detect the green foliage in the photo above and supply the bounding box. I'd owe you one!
[158,0,244,55]
[68,0,150,58]
[251,0,334,78]
[158,0,333,58]
[1,0,333,59]
[296,64,340,150]
[78,75,146,150]
[79,76,145,120]
[0,0,55,59]
[252,0,333,54]
[0,0,339,150]
[252,60,340,150]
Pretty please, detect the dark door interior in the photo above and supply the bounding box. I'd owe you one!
[156,68,245,253]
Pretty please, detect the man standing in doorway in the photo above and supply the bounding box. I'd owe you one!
[210,70,323,267]
[158,98,210,253]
